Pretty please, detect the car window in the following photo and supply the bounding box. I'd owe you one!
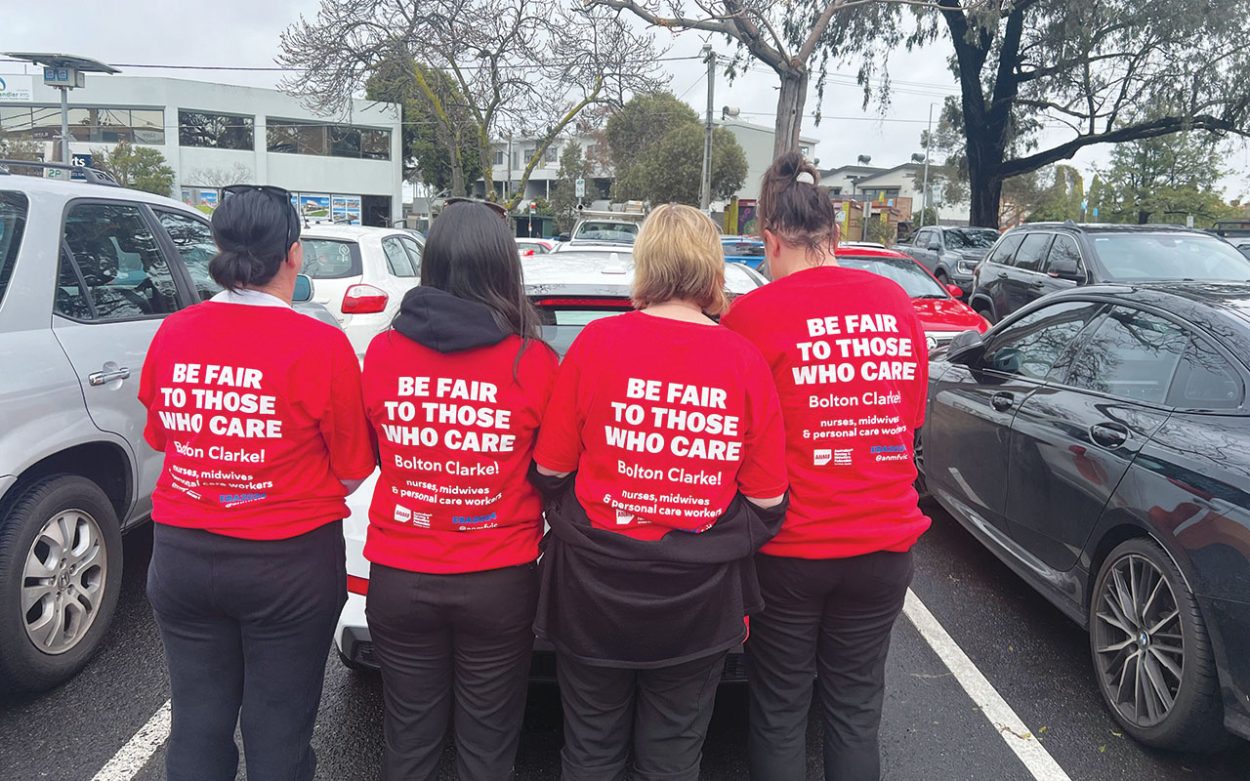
[722,241,763,258]
[1012,233,1053,272]
[574,221,638,243]
[381,236,417,278]
[944,229,999,250]
[0,191,28,309]
[1043,235,1084,275]
[837,256,947,298]
[1092,233,1250,281]
[1166,337,1244,410]
[156,210,219,301]
[398,236,423,273]
[301,238,361,279]
[983,301,1103,380]
[59,202,180,321]
[985,234,1024,266]
[1064,306,1186,404]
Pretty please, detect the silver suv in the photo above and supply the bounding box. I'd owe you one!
[0,163,325,692]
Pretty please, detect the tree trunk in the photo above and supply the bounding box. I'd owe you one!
[966,129,1003,228]
[773,69,809,158]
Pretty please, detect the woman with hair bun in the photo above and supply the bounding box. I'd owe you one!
[721,153,931,780]
[138,185,375,781]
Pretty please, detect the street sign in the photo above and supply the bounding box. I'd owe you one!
[575,178,585,199]
[70,153,92,181]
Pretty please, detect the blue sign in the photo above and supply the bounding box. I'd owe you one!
[70,154,92,181]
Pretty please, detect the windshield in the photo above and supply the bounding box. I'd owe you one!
[0,192,29,309]
[944,229,999,250]
[838,255,948,298]
[1093,233,1250,281]
[574,221,639,243]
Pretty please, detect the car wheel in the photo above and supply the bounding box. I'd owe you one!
[338,650,374,674]
[974,304,996,324]
[0,475,123,692]
[934,269,949,284]
[1088,538,1226,751]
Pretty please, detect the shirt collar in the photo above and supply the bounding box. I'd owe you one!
[210,288,292,309]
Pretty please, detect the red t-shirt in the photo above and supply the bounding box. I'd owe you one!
[722,265,931,558]
[361,332,559,574]
[534,311,788,541]
[139,300,376,540]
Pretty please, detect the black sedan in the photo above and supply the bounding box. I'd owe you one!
[917,282,1250,751]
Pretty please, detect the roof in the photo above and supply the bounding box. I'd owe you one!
[300,224,409,239]
[820,165,888,179]
[3,52,120,73]
[716,119,818,145]
[1009,222,1209,236]
[835,245,910,259]
[0,169,188,210]
[523,251,763,296]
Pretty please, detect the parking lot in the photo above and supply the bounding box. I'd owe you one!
[1,499,1245,781]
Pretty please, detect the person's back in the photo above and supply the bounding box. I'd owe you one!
[722,264,929,557]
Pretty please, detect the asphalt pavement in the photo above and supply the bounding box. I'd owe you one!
[2,502,1247,780]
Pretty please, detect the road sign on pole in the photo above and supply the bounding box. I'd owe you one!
[575,178,585,199]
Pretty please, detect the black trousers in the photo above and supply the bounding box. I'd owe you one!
[746,550,914,781]
[557,651,727,781]
[146,521,347,781]
[365,562,539,781]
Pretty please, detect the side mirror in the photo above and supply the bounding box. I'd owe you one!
[293,274,314,303]
[1047,257,1084,282]
[946,284,965,299]
[946,329,985,365]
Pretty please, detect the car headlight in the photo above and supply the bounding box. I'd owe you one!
[956,259,977,275]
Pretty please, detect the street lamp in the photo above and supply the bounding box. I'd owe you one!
[3,52,119,165]
[911,151,932,228]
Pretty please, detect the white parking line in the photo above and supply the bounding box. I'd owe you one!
[90,699,170,781]
[903,589,1073,781]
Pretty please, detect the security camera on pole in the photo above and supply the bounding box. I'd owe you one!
[3,52,119,165]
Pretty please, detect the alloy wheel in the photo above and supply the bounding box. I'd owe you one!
[1092,553,1184,728]
[21,510,108,655]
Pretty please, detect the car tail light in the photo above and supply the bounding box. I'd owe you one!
[341,284,389,314]
[347,575,369,596]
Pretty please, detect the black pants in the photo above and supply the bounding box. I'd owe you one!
[146,521,347,781]
[557,651,727,781]
[746,550,914,781]
[366,562,539,781]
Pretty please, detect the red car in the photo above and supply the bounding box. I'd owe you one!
[835,244,990,350]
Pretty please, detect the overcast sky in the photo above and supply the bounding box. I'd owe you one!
[5,0,1247,199]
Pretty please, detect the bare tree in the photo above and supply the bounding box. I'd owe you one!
[279,0,666,207]
[585,0,988,157]
[188,163,255,189]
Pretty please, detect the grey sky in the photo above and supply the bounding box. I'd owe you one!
[5,0,1247,199]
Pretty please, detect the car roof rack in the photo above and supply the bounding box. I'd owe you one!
[0,159,119,187]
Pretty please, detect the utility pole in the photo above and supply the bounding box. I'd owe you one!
[920,102,934,228]
[699,44,715,213]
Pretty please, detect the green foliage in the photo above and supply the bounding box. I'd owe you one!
[1012,165,1084,223]
[365,56,482,195]
[551,142,594,234]
[865,216,896,245]
[91,142,175,196]
[1096,133,1231,225]
[607,93,747,205]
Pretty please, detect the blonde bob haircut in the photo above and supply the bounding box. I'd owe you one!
[631,204,729,315]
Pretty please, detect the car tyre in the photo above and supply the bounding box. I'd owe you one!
[0,475,123,693]
[974,304,996,325]
[1088,537,1227,751]
[338,650,374,674]
[934,269,949,285]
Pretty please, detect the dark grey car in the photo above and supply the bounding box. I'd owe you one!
[896,226,1000,296]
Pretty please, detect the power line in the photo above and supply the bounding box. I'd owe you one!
[0,55,705,74]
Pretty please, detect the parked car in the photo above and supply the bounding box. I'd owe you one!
[516,237,555,256]
[722,235,765,271]
[918,283,1250,750]
[895,225,1001,296]
[297,224,424,355]
[835,245,989,350]
[969,223,1250,324]
[0,164,333,692]
[333,251,769,680]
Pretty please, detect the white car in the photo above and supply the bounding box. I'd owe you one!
[299,225,424,355]
[333,251,769,677]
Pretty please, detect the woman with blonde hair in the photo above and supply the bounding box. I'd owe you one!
[532,203,789,781]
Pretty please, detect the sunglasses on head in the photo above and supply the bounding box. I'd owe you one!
[221,184,300,251]
[443,197,510,221]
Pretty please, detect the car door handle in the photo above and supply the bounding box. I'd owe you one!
[997,272,1008,279]
[1029,279,1046,288]
[88,367,131,386]
[991,392,1014,412]
[1090,422,1129,448]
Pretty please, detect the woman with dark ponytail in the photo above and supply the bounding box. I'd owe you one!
[721,153,931,780]
[138,186,375,781]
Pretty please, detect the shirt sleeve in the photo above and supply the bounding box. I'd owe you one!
[533,333,589,473]
[319,333,377,481]
[138,325,167,452]
[735,349,789,499]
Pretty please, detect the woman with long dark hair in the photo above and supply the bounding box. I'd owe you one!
[532,203,789,781]
[139,186,375,781]
[721,153,931,780]
[361,201,559,781]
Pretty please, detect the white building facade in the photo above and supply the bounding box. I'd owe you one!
[820,162,970,225]
[0,73,403,226]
